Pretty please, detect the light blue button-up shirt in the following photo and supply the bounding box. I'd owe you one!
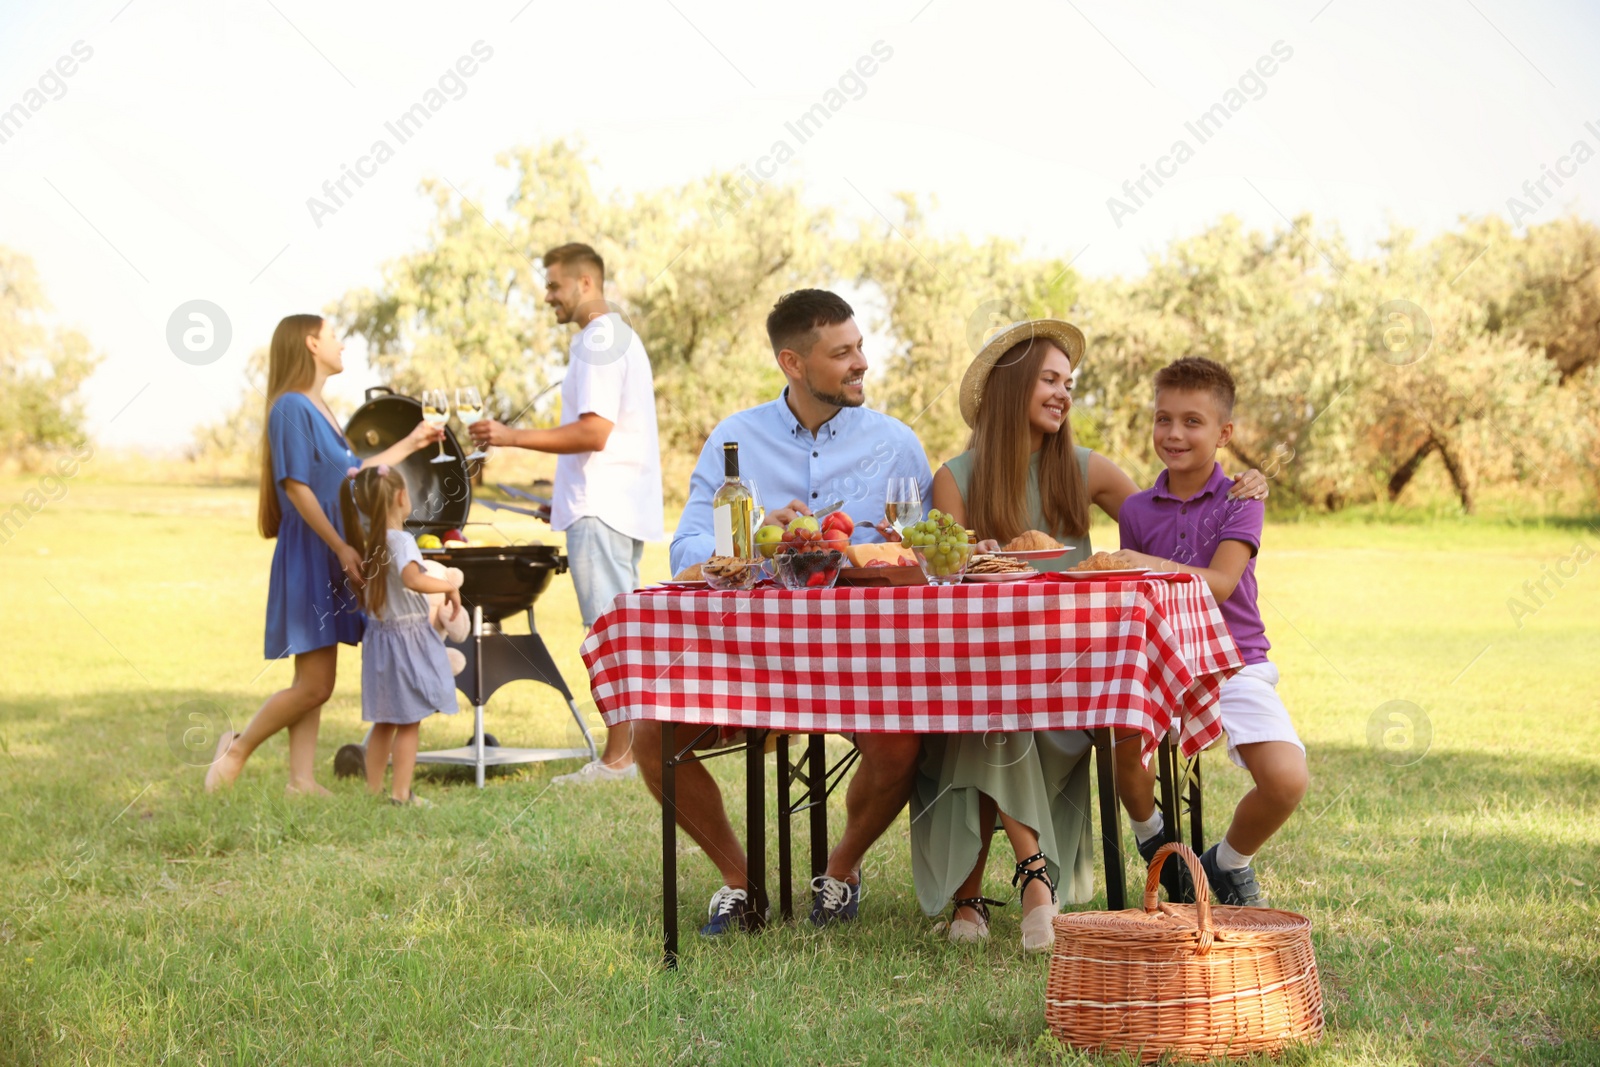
[669,389,935,574]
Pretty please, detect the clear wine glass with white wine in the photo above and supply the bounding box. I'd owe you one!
[885,476,923,535]
[421,388,451,464]
[455,386,487,461]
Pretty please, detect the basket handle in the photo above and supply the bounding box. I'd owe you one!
[1142,841,1215,956]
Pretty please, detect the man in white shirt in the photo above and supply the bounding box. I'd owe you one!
[470,242,664,784]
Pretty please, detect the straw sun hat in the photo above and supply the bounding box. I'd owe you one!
[958,319,1086,428]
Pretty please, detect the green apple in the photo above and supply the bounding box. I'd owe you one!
[785,515,820,535]
[755,523,785,559]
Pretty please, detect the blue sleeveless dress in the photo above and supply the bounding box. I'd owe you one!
[263,392,365,658]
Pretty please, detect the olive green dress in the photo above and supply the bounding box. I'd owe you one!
[909,445,1097,916]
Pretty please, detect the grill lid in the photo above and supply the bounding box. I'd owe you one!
[344,386,471,534]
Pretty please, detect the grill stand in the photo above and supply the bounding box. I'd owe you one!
[412,605,597,786]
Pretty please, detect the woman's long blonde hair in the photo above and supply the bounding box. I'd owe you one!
[964,338,1089,545]
[257,315,324,539]
[339,465,407,618]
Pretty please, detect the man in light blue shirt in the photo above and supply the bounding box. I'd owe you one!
[643,289,933,937]
[669,322,932,573]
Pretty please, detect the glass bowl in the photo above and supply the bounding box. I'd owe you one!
[702,558,761,591]
[911,544,972,586]
[772,547,844,590]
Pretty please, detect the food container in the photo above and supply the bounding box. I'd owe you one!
[911,544,971,586]
[702,558,760,591]
[836,564,927,587]
[772,547,844,590]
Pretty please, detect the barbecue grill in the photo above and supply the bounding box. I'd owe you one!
[333,386,596,786]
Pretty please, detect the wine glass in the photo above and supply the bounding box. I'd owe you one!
[743,477,765,533]
[455,386,487,461]
[885,476,922,535]
[421,388,451,464]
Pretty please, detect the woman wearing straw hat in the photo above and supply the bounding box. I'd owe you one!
[908,319,1267,951]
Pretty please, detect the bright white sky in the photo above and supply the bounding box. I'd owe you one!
[2,0,1597,450]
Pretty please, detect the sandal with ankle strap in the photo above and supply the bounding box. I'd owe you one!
[1013,852,1058,952]
[946,895,1005,944]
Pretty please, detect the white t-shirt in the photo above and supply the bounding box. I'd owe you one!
[376,529,431,622]
[549,313,666,543]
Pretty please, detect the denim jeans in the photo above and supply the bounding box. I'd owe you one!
[565,516,644,629]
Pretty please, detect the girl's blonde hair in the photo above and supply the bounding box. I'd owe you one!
[964,337,1089,545]
[257,314,324,538]
[339,465,408,618]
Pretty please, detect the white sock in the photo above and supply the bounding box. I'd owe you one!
[1131,811,1164,845]
[1216,838,1254,871]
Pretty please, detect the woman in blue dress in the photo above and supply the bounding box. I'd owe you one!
[206,314,442,794]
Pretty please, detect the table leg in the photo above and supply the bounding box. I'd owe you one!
[1188,753,1206,854]
[777,734,793,922]
[1093,728,1127,911]
[1157,735,1179,845]
[662,721,678,970]
[808,734,828,882]
[746,730,768,931]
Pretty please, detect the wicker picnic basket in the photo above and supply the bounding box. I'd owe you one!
[1045,842,1323,1063]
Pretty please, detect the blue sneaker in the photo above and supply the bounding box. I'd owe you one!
[808,874,861,927]
[699,886,754,937]
[1200,844,1266,907]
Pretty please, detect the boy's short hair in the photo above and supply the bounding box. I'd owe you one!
[1154,357,1236,419]
[543,242,605,284]
[766,289,854,357]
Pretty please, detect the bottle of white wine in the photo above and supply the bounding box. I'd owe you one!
[711,442,754,558]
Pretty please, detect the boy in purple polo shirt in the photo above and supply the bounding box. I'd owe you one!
[1110,357,1308,907]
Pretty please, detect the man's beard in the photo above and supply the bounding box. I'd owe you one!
[806,377,864,408]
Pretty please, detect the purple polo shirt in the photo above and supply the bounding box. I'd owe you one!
[1119,462,1270,665]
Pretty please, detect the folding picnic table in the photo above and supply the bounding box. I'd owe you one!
[581,572,1242,967]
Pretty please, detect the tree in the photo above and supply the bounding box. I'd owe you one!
[850,193,1081,470]
[337,140,834,498]
[0,246,100,464]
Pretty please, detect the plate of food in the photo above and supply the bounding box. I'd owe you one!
[994,530,1074,561]
[963,554,1038,582]
[1056,551,1151,580]
[658,562,710,589]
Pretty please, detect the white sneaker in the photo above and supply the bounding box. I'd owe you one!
[551,760,638,786]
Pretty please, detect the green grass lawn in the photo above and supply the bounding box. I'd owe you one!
[1,479,1596,1065]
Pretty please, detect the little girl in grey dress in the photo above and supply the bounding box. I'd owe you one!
[341,465,461,806]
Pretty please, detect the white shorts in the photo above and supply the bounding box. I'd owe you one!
[1217,661,1304,768]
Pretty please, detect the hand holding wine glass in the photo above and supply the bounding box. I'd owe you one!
[455,386,487,461]
[421,388,452,464]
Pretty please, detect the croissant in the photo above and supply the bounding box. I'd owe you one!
[1003,530,1063,552]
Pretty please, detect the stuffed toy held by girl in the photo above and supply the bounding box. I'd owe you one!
[420,560,470,675]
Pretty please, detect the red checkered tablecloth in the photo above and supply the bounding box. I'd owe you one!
[580,573,1243,759]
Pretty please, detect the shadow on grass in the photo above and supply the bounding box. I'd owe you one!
[3,694,1599,1065]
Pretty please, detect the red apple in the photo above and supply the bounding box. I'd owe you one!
[821,511,855,537]
[821,528,849,551]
